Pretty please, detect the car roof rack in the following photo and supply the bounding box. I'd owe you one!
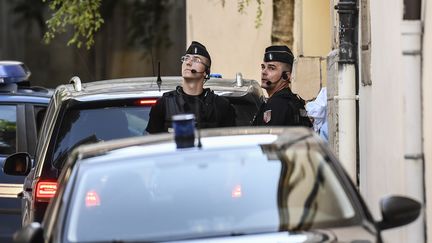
[70,76,82,92]
[28,86,51,93]
[236,72,244,87]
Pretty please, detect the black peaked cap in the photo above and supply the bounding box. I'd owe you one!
[185,41,211,67]
[264,45,294,65]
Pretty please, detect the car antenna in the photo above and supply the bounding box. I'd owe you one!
[157,61,162,92]
[195,98,202,149]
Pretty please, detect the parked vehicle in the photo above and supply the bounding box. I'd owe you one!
[0,61,53,243]
[12,127,421,243]
[3,75,263,225]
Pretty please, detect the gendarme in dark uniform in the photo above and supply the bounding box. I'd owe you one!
[146,41,236,134]
[252,45,312,127]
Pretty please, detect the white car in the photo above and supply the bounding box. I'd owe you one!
[12,127,421,243]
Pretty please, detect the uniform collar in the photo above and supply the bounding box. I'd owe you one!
[176,86,211,98]
[271,87,293,98]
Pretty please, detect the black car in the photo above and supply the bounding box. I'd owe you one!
[12,127,420,243]
[0,61,53,242]
[3,75,263,226]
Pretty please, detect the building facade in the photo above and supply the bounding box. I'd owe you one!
[187,0,432,242]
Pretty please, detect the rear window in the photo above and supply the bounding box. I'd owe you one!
[51,106,151,168]
[0,105,17,155]
[66,142,358,242]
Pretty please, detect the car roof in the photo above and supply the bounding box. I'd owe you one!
[55,76,261,102]
[68,127,316,166]
[0,84,53,103]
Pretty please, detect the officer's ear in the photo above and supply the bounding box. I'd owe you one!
[205,67,211,80]
[281,71,288,80]
[282,63,292,81]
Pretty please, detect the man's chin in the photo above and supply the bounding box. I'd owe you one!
[183,77,202,83]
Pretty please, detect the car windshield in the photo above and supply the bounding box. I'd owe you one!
[51,106,151,169]
[65,140,358,242]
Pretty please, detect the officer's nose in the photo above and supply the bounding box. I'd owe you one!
[184,58,193,65]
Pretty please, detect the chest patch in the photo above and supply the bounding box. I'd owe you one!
[263,110,272,123]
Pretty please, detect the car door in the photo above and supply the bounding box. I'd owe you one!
[21,98,58,225]
[0,102,48,242]
[0,104,24,242]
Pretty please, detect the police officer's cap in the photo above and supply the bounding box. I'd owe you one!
[185,41,211,67]
[264,45,294,65]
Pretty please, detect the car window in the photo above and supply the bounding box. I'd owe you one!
[0,105,17,155]
[34,99,55,167]
[34,106,47,137]
[66,143,358,242]
[51,106,151,169]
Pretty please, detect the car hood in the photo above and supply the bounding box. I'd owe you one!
[169,226,376,242]
[172,231,330,243]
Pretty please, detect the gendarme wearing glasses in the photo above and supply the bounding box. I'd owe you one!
[146,41,236,134]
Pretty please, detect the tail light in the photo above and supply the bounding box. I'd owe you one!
[35,180,57,202]
[231,184,242,198]
[85,190,101,207]
[135,99,157,106]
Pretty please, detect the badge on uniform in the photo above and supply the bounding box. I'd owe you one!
[263,110,272,123]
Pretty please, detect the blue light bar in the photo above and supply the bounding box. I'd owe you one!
[209,73,222,78]
[0,61,31,83]
[172,114,195,149]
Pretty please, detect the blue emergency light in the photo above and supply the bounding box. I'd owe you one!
[172,114,195,149]
[209,73,222,78]
[0,61,31,84]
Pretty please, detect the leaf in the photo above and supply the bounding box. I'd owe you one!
[43,0,104,49]
[219,0,263,28]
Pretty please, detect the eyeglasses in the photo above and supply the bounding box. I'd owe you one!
[180,55,204,65]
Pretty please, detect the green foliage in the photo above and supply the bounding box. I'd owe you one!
[0,120,16,133]
[236,0,264,28]
[43,0,104,49]
[40,0,171,53]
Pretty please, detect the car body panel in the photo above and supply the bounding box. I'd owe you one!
[0,95,52,103]
[0,87,52,242]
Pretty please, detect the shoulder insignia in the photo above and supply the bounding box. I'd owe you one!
[263,110,272,123]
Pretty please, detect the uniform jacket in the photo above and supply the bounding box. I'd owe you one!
[146,86,236,133]
[252,88,311,127]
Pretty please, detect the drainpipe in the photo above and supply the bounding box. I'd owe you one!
[335,0,358,183]
[402,0,424,241]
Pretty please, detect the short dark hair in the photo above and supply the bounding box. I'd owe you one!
[282,62,292,73]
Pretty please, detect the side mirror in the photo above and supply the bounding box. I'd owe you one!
[13,222,44,243]
[3,152,32,176]
[377,195,421,230]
